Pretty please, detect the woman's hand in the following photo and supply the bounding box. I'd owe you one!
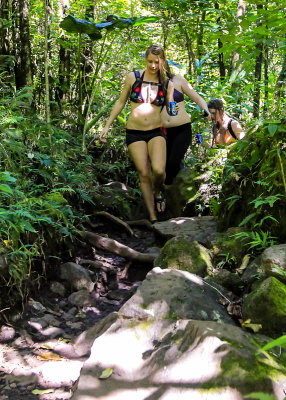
[99,126,109,143]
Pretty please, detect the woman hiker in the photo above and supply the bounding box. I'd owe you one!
[161,68,210,185]
[98,44,174,223]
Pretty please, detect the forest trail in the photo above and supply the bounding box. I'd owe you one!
[0,217,162,400]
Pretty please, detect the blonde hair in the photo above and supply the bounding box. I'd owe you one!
[145,44,173,86]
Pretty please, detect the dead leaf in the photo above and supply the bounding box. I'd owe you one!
[241,318,262,333]
[37,351,63,361]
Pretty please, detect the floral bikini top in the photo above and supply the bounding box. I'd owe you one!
[130,71,167,106]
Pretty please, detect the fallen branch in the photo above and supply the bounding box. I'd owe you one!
[84,231,156,264]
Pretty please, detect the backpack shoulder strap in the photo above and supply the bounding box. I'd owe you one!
[133,70,141,80]
[227,118,237,139]
[131,70,142,93]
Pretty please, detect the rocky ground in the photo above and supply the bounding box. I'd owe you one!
[0,219,159,400]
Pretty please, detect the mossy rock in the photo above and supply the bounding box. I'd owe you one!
[209,269,243,294]
[261,244,286,284]
[242,276,286,336]
[211,227,247,268]
[165,168,203,217]
[154,236,212,277]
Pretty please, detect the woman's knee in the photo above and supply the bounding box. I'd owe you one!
[152,166,165,180]
[138,169,151,183]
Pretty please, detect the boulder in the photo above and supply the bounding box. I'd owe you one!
[154,236,213,277]
[211,227,247,267]
[60,262,94,293]
[72,268,286,400]
[261,244,286,284]
[153,216,218,246]
[93,181,140,220]
[242,276,286,336]
[209,269,243,294]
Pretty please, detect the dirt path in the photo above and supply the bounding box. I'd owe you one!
[0,223,158,400]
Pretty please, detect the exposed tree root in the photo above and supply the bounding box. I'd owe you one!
[84,231,156,264]
[126,219,155,230]
[94,211,134,236]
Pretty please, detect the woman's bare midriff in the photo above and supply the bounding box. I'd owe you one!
[126,103,162,130]
[161,102,190,128]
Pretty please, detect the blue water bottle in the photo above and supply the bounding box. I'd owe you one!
[196,133,203,144]
[169,101,177,116]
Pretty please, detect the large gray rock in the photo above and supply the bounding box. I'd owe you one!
[72,268,286,400]
[117,267,234,324]
[60,262,94,292]
[261,244,286,284]
[153,216,218,246]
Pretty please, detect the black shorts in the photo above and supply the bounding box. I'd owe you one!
[126,127,165,146]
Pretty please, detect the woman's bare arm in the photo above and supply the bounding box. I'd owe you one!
[99,73,133,142]
[179,76,210,119]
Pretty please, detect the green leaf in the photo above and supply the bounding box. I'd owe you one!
[60,15,102,39]
[244,393,279,400]
[239,212,257,227]
[99,368,113,379]
[32,389,54,395]
[261,335,286,351]
[0,184,13,194]
[132,16,160,26]
[267,124,278,135]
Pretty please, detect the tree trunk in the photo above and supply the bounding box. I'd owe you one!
[56,0,71,107]
[11,0,33,89]
[232,0,246,71]
[0,0,10,55]
[44,0,51,130]
[197,10,206,59]
[185,30,196,78]
[215,3,225,81]
[263,43,269,116]
[253,4,263,118]
[274,54,286,102]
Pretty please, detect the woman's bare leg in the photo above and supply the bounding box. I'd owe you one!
[148,136,166,212]
[128,141,157,221]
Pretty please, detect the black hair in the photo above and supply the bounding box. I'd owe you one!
[207,99,225,111]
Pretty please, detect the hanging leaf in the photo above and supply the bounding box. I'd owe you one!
[60,14,160,40]
[60,15,102,39]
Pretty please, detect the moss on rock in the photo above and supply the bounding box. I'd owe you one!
[154,236,212,277]
[242,276,286,336]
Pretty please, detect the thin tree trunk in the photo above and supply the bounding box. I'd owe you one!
[253,4,263,118]
[12,0,33,89]
[215,3,225,81]
[44,0,51,130]
[263,43,269,116]
[274,54,286,102]
[185,31,196,78]
[56,0,70,107]
[0,0,10,55]
[197,10,205,59]
[232,0,246,71]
